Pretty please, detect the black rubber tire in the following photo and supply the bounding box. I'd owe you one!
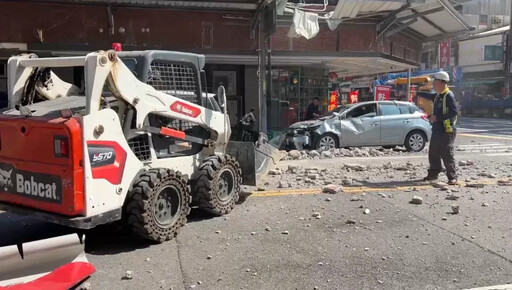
[404,130,427,152]
[192,155,242,216]
[315,133,339,151]
[124,169,191,243]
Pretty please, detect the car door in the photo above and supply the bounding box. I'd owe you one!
[340,103,380,146]
[379,102,409,144]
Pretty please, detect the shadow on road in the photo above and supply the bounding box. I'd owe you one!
[185,190,252,223]
[0,190,254,255]
[84,223,151,256]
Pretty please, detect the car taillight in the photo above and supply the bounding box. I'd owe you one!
[54,136,69,158]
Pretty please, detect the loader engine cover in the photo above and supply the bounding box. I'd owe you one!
[0,116,84,216]
[0,164,62,203]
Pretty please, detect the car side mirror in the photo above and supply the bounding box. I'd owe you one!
[217,86,227,114]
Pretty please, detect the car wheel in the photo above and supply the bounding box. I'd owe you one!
[404,131,426,152]
[316,134,339,151]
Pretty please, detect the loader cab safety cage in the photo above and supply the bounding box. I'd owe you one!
[116,51,206,107]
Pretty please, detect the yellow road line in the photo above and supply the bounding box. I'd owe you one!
[252,179,497,197]
[459,133,512,141]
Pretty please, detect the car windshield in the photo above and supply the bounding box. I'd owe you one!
[324,105,350,116]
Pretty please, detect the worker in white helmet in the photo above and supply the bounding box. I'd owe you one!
[423,71,459,185]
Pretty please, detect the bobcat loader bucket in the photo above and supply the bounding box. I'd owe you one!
[0,233,94,289]
[227,134,283,187]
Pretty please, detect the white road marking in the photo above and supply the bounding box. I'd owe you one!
[464,284,512,290]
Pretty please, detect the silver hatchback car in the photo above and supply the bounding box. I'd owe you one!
[281,101,432,152]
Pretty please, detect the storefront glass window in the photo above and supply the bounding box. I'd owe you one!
[268,67,328,134]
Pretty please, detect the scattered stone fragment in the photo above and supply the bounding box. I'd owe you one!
[458,160,468,166]
[268,169,282,175]
[309,150,321,158]
[79,282,92,290]
[282,230,289,235]
[288,165,300,173]
[257,187,266,192]
[321,151,333,159]
[376,220,383,223]
[364,208,370,215]
[325,197,332,202]
[265,226,271,231]
[482,202,490,207]
[364,248,370,251]
[317,262,324,266]
[498,179,512,186]
[145,257,151,262]
[441,217,448,221]
[345,164,367,171]
[342,179,353,186]
[207,255,212,260]
[377,192,387,198]
[288,150,302,160]
[446,195,460,201]
[251,232,257,235]
[323,184,343,194]
[451,205,460,214]
[189,285,196,289]
[312,212,321,218]
[346,219,357,225]
[124,271,133,280]
[278,181,290,188]
[466,182,485,189]
[410,196,423,205]
[215,230,221,234]
[309,174,319,180]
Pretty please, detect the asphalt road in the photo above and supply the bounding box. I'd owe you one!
[1,117,512,290]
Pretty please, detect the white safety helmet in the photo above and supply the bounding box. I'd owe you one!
[433,71,450,82]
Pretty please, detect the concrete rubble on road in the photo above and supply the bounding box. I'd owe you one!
[280,147,414,161]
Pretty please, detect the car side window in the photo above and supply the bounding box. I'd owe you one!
[380,104,401,116]
[398,104,411,114]
[346,104,377,118]
[410,104,421,113]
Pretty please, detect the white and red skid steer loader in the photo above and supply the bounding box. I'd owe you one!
[0,49,280,287]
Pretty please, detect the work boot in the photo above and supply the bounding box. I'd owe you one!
[448,179,458,185]
[423,175,438,181]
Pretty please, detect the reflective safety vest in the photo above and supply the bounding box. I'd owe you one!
[434,88,457,133]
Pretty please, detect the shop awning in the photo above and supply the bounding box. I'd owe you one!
[327,0,475,42]
[14,0,258,11]
[205,51,418,77]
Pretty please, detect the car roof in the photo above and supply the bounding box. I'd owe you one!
[353,100,415,106]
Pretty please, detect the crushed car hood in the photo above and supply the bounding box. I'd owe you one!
[288,115,336,129]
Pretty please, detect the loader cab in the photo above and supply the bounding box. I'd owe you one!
[117,50,206,107]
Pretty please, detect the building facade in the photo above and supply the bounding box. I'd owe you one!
[0,0,471,135]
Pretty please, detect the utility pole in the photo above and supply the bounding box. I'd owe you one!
[508,0,512,95]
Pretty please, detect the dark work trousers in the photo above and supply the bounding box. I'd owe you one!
[428,130,457,180]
